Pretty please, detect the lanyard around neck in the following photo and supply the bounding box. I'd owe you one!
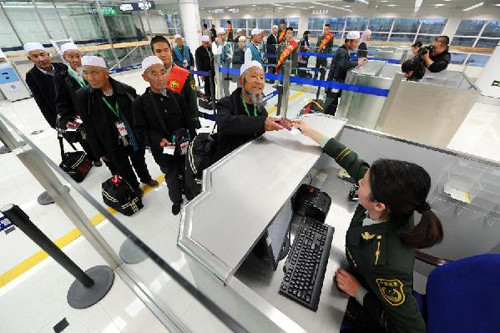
[241,95,257,117]
[101,95,120,118]
[68,66,86,88]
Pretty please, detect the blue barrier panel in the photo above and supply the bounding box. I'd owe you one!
[0,216,13,232]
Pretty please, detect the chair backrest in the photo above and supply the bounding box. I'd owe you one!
[426,253,500,333]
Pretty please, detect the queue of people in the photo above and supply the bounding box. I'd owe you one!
[22,22,449,332]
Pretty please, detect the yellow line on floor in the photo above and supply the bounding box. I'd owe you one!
[268,88,306,115]
[0,87,307,288]
[0,174,165,289]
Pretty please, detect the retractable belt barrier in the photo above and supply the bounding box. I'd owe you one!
[265,52,401,64]
[190,70,210,77]
[218,67,390,97]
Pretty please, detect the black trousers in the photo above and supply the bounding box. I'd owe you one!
[324,90,342,116]
[314,57,328,79]
[108,145,152,190]
[80,139,99,162]
[204,72,215,101]
[152,152,185,204]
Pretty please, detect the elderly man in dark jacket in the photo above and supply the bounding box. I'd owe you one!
[324,31,367,115]
[133,56,196,215]
[24,42,66,129]
[75,56,158,197]
[195,35,214,100]
[215,61,282,161]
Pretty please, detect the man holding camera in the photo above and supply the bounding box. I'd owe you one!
[419,36,451,73]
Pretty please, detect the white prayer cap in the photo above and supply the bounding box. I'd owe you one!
[251,28,262,36]
[345,31,361,40]
[237,29,242,33]
[217,27,225,35]
[141,56,164,73]
[24,42,45,53]
[201,35,210,42]
[240,60,263,76]
[60,42,79,54]
[272,25,279,29]
[81,55,107,69]
[238,36,246,42]
[174,34,182,40]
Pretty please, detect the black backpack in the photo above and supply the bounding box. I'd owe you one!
[102,175,143,216]
[58,136,92,183]
[185,131,218,198]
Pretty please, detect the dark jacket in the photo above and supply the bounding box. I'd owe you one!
[266,34,278,64]
[75,78,137,158]
[232,47,245,66]
[172,44,195,69]
[215,88,268,160]
[132,87,196,156]
[195,45,213,72]
[357,42,368,58]
[25,63,66,129]
[323,137,426,333]
[327,45,358,83]
[427,49,451,73]
[54,67,87,125]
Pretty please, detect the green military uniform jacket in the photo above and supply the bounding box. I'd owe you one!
[323,138,426,333]
[316,33,334,67]
[276,41,299,75]
[183,73,201,128]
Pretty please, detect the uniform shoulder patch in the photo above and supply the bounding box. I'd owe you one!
[376,278,405,306]
[190,79,196,91]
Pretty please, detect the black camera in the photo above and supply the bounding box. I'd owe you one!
[418,45,434,56]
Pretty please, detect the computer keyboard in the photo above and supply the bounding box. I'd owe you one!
[278,217,334,311]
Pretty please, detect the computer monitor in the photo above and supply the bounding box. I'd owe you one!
[252,199,293,270]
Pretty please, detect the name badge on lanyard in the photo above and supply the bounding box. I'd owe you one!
[116,122,128,137]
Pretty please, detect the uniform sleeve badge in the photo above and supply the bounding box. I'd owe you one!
[190,79,196,91]
[376,278,406,306]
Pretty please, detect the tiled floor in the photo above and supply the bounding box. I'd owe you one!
[0,69,498,332]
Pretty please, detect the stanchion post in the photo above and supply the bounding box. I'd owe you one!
[316,67,326,101]
[209,70,216,114]
[1,204,114,309]
[214,54,223,101]
[281,60,292,119]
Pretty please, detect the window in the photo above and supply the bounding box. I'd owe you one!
[246,18,256,30]
[345,17,368,31]
[450,53,467,65]
[329,18,345,31]
[415,35,436,44]
[392,18,419,33]
[370,18,393,32]
[419,19,447,34]
[455,20,485,36]
[371,33,389,41]
[273,18,286,27]
[482,21,500,38]
[475,38,500,48]
[308,17,325,31]
[451,37,475,47]
[288,17,299,30]
[389,34,415,43]
[467,54,491,67]
[258,18,272,30]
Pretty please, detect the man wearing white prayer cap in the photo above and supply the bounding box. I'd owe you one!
[25,42,66,129]
[132,55,196,215]
[235,28,244,40]
[195,35,215,102]
[76,56,158,195]
[245,28,264,65]
[212,26,233,97]
[324,31,367,115]
[214,60,282,160]
[53,43,102,167]
[171,34,194,70]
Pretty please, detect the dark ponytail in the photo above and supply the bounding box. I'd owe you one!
[369,159,444,249]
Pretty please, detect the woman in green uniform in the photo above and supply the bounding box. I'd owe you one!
[294,120,444,333]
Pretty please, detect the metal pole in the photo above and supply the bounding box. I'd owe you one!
[316,67,326,100]
[94,0,121,68]
[280,60,292,118]
[214,54,223,100]
[1,204,94,287]
[32,0,55,40]
[142,0,153,39]
[52,0,71,39]
[0,2,24,45]
[209,70,216,113]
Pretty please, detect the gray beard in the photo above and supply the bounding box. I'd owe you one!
[248,92,265,108]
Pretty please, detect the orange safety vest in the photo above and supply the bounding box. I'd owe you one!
[166,65,190,94]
